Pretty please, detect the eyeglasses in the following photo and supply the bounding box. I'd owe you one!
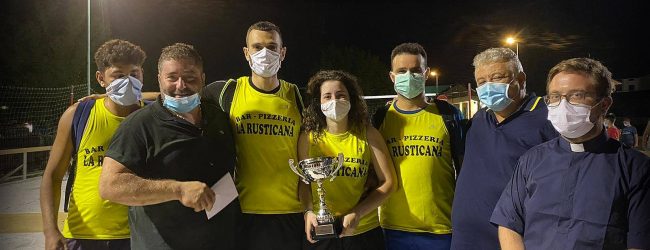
[544,92,599,107]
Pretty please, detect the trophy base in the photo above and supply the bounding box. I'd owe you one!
[311,218,342,241]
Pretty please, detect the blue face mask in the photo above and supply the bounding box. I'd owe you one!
[476,81,513,111]
[163,93,201,113]
[394,71,425,99]
[106,76,142,106]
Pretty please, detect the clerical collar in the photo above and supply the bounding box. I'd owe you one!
[569,143,585,152]
[561,130,612,153]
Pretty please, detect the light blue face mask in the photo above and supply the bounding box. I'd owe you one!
[476,81,513,111]
[163,93,201,113]
[394,71,425,99]
[106,76,143,106]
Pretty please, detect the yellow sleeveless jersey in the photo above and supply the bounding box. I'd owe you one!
[378,101,454,234]
[308,129,378,235]
[230,76,303,213]
[63,98,130,239]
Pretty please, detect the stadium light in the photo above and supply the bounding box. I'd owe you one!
[430,70,439,94]
[505,36,518,56]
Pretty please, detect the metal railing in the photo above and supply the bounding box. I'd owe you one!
[0,146,52,182]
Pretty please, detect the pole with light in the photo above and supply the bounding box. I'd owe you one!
[505,36,518,56]
[430,70,439,94]
[87,0,91,95]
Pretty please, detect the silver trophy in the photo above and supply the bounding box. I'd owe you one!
[289,153,344,240]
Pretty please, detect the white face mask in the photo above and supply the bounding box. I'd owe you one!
[321,99,351,122]
[106,76,142,106]
[547,99,598,138]
[248,48,281,77]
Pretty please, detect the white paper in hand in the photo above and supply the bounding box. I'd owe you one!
[205,173,238,219]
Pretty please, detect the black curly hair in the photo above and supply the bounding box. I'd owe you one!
[94,39,146,72]
[302,70,369,141]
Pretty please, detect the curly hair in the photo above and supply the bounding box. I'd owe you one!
[94,39,146,72]
[303,70,369,141]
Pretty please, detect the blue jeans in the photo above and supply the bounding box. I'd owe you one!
[384,229,451,250]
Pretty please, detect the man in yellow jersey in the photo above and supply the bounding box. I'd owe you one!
[100,43,241,249]
[201,21,305,250]
[372,43,464,250]
[40,39,146,250]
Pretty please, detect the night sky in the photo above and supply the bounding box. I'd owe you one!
[4,0,649,96]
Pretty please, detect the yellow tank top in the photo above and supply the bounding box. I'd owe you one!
[378,101,454,234]
[308,129,378,235]
[230,76,303,213]
[63,98,130,239]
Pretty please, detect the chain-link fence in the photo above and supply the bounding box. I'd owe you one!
[0,84,88,181]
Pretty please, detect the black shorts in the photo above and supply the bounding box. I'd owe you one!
[303,227,385,250]
[65,238,130,250]
[238,213,304,250]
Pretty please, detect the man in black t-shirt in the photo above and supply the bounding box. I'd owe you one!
[99,43,240,250]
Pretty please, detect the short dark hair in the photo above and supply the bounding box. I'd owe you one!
[94,39,146,72]
[246,21,282,45]
[390,43,427,67]
[546,57,614,98]
[303,70,369,140]
[605,113,616,122]
[157,43,203,72]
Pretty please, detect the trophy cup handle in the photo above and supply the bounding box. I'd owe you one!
[329,153,345,181]
[289,159,310,184]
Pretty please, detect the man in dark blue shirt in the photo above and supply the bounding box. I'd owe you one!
[491,58,650,249]
[451,48,557,249]
[621,117,639,147]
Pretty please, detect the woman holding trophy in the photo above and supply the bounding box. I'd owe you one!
[297,70,397,250]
